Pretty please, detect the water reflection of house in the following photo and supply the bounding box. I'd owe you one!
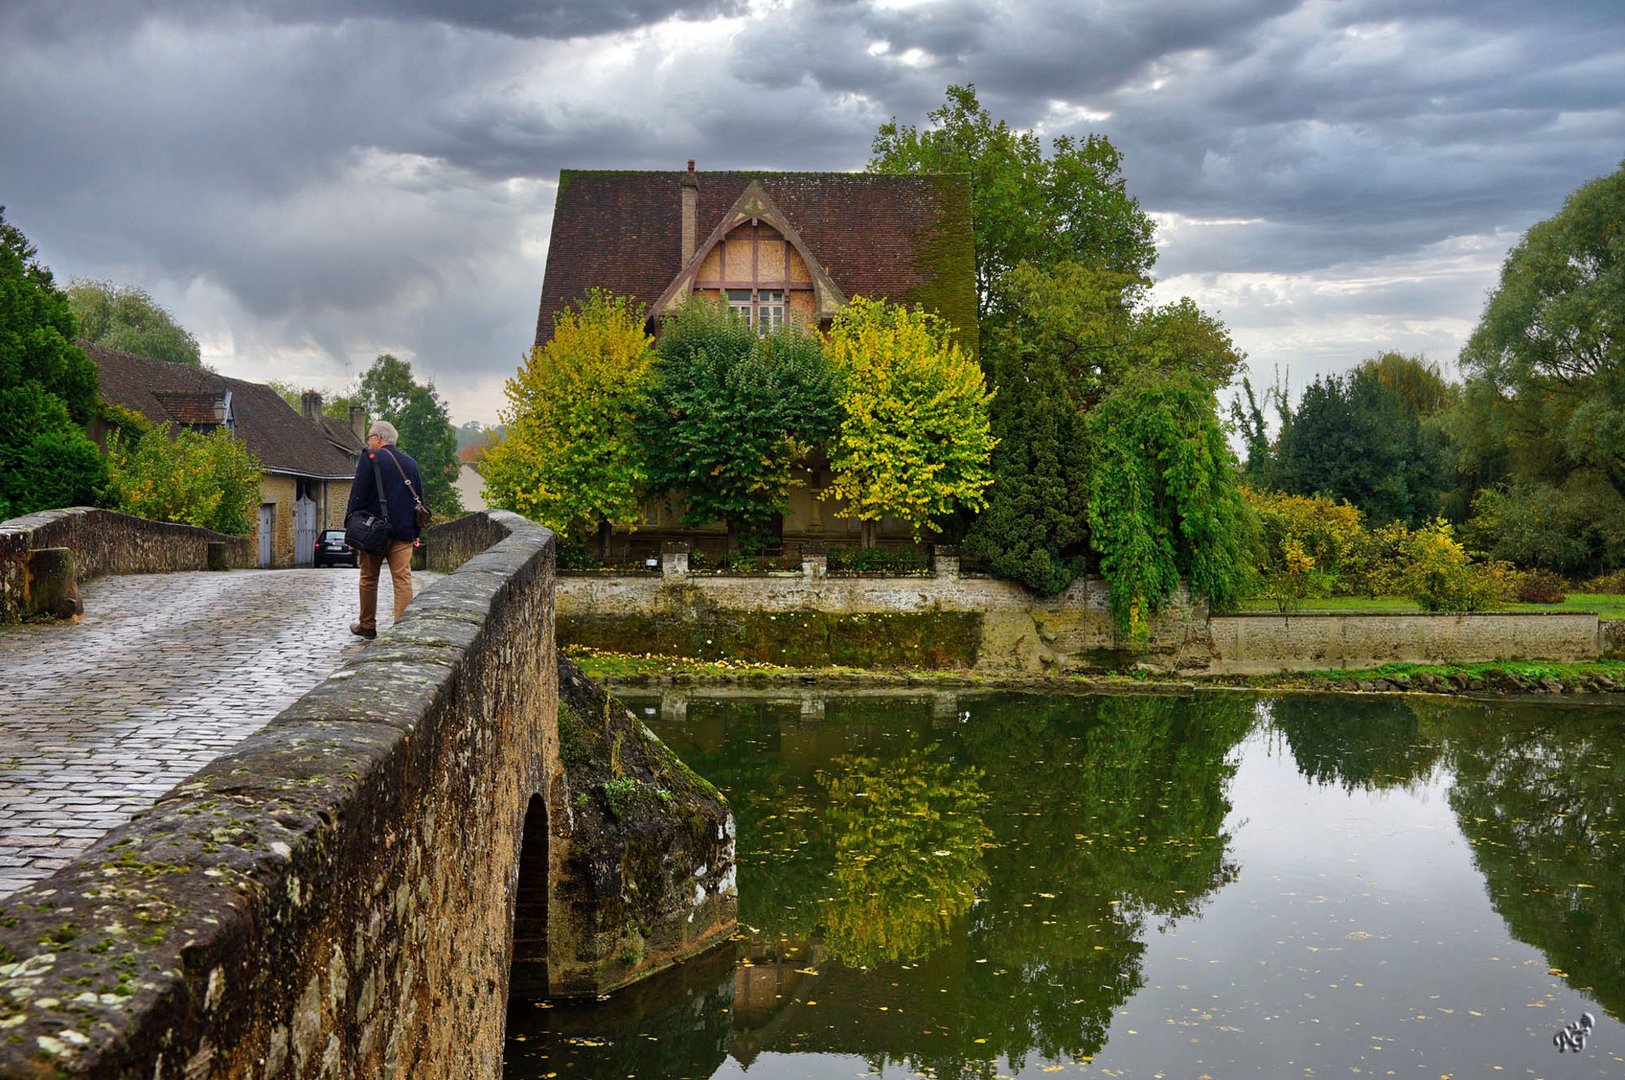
[84,342,363,567]
[534,164,977,558]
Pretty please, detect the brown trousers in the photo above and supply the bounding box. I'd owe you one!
[357,539,414,631]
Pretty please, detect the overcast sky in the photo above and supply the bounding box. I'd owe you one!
[3,0,1622,426]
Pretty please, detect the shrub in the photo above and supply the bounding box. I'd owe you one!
[1397,520,1510,612]
[1582,569,1625,595]
[106,427,261,534]
[827,546,931,575]
[1260,540,1335,612]
[1341,520,1412,598]
[1513,568,1568,604]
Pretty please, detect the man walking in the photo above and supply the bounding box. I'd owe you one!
[347,420,425,639]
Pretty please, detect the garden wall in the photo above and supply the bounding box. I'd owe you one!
[1207,611,1601,675]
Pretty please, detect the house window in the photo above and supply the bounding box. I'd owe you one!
[726,289,785,335]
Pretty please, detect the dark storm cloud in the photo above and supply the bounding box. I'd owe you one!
[2,0,1623,420]
[0,0,747,42]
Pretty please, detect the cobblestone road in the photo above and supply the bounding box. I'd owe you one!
[0,567,433,898]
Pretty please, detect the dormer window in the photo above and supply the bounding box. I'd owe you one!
[727,289,786,334]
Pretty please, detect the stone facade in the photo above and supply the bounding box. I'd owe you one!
[0,507,253,622]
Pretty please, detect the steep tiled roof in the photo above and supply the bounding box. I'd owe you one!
[535,170,976,345]
[83,341,358,479]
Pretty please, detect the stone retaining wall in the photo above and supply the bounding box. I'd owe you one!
[0,511,558,1077]
[0,507,253,621]
[557,570,1208,673]
[1207,611,1601,674]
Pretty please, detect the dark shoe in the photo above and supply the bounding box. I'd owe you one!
[350,622,377,639]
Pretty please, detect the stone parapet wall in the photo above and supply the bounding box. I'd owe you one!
[1207,611,1601,675]
[0,510,559,1077]
[0,506,253,621]
[422,511,521,572]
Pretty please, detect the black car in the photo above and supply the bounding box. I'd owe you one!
[313,528,358,568]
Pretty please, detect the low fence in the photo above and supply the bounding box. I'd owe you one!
[0,506,253,621]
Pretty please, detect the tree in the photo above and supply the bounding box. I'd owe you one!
[0,207,106,521]
[963,262,1247,604]
[1087,372,1254,641]
[1456,161,1625,568]
[356,354,462,516]
[1462,161,1624,493]
[1272,355,1453,528]
[962,263,1136,593]
[870,84,1156,318]
[105,426,262,534]
[481,291,656,551]
[66,279,201,367]
[266,380,363,422]
[641,299,840,553]
[822,297,995,546]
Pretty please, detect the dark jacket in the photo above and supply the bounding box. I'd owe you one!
[346,445,426,543]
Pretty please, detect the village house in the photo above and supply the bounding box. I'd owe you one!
[534,164,977,557]
[83,341,364,567]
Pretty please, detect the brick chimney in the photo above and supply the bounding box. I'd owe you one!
[680,159,699,267]
[349,406,367,441]
[300,390,322,421]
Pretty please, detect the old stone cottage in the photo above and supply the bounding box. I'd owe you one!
[84,342,364,567]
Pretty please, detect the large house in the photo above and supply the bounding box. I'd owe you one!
[534,164,977,555]
[84,342,364,567]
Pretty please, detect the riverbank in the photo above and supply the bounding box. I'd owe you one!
[566,646,1625,698]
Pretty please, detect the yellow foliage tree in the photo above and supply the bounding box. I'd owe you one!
[823,297,995,545]
[481,290,655,552]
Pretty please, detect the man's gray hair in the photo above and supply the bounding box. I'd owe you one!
[368,420,399,445]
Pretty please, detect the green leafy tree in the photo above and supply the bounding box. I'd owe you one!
[482,291,656,551]
[963,263,1137,593]
[1087,372,1253,641]
[1273,356,1453,527]
[1456,161,1625,569]
[66,279,201,367]
[870,83,1156,318]
[641,299,840,553]
[105,426,262,534]
[357,354,462,516]
[0,207,106,521]
[822,297,994,546]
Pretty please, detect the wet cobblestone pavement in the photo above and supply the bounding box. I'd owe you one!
[0,567,434,898]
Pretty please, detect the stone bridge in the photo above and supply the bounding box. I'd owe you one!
[0,509,736,1078]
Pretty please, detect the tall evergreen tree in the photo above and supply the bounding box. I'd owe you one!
[357,354,463,516]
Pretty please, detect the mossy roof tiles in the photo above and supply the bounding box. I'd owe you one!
[534,169,975,344]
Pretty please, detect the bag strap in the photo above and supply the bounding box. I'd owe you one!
[382,448,428,512]
[369,452,391,529]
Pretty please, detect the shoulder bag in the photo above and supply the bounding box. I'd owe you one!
[344,452,392,555]
[383,448,433,530]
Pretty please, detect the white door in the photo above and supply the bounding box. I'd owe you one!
[258,504,274,567]
[294,494,318,566]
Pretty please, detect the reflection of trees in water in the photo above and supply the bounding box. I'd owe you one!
[632,690,1256,1078]
[1268,694,1445,792]
[819,747,992,967]
[1267,691,1625,1022]
[1432,702,1625,1020]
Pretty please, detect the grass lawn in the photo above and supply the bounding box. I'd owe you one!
[1236,593,1625,619]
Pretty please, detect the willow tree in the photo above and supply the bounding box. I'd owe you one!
[823,297,995,546]
[482,290,655,552]
[1087,372,1253,642]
